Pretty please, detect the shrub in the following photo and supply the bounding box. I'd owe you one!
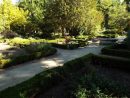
[0,53,129,98]
[101,44,130,58]
[73,73,128,98]
[0,30,18,38]
[8,37,45,47]
[0,47,57,69]
[92,54,130,71]
[51,43,79,49]
[0,54,93,98]
[25,44,52,53]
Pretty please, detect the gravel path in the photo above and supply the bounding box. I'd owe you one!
[0,45,104,91]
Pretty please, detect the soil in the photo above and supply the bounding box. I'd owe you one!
[35,64,130,98]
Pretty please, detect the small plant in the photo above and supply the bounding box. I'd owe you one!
[0,53,4,59]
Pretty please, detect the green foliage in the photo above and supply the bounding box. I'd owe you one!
[51,43,79,50]
[92,54,130,71]
[25,44,52,53]
[0,53,129,98]
[0,30,18,38]
[19,0,46,23]
[109,1,130,31]
[101,44,130,58]
[73,73,128,98]
[98,0,129,30]
[0,0,28,32]
[8,37,45,47]
[0,45,57,69]
[0,54,92,98]
[45,0,103,37]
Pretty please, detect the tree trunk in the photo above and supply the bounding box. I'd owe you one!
[104,13,109,29]
[126,20,130,49]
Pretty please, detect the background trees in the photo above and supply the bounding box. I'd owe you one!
[0,0,129,38]
[45,0,103,37]
[0,0,27,32]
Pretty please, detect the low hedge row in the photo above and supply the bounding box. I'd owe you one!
[101,44,130,58]
[0,54,93,98]
[92,54,130,71]
[51,43,79,49]
[0,53,130,98]
[0,48,57,69]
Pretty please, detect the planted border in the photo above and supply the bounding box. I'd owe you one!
[0,54,93,98]
[101,44,130,58]
[92,54,130,71]
[51,43,79,49]
[0,48,57,69]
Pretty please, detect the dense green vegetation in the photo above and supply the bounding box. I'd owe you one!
[0,44,57,69]
[0,0,130,98]
[0,53,129,98]
[0,0,129,38]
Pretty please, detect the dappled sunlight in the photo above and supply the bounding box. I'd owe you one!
[40,58,64,69]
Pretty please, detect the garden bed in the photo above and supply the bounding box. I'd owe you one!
[51,43,79,50]
[0,54,130,98]
[101,44,130,58]
[0,44,57,69]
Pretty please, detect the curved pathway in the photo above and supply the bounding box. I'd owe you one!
[0,45,104,91]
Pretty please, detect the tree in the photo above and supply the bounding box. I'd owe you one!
[98,0,129,31]
[18,0,47,24]
[97,0,113,29]
[45,0,103,36]
[0,0,28,32]
[109,1,130,32]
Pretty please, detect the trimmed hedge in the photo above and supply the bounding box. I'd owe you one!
[0,53,130,98]
[0,48,57,69]
[0,54,93,98]
[101,44,130,58]
[51,43,79,49]
[92,54,130,71]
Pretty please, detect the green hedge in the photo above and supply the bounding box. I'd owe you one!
[92,54,130,71]
[0,54,93,98]
[51,43,79,49]
[101,44,130,58]
[0,53,130,98]
[0,48,57,69]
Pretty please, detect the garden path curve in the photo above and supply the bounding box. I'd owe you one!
[0,45,104,91]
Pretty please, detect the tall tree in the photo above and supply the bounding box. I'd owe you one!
[0,0,28,31]
[19,0,47,23]
[45,0,103,36]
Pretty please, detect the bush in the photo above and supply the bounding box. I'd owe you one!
[101,44,130,58]
[101,29,120,38]
[0,47,57,69]
[8,37,45,47]
[25,44,52,53]
[51,43,79,49]
[0,30,18,38]
[73,73,128,98]
[0,54,92,98]
[92,54,130,71]
[0,53,129,98]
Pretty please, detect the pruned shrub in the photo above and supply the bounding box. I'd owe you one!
[0,30,18,38]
